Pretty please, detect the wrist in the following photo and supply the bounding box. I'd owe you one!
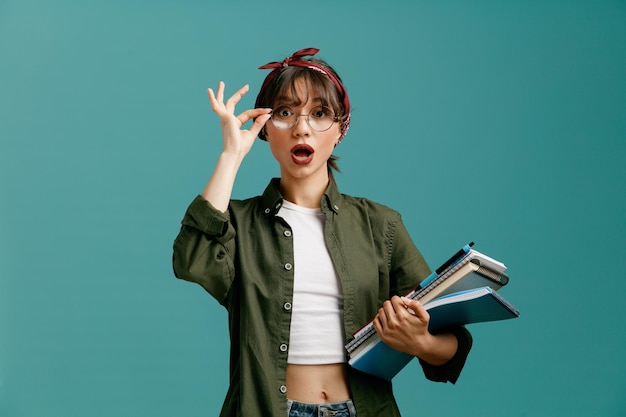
[416,332,458,366]
[218,150,245,169]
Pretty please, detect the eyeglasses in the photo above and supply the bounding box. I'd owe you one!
[270,105,338,132]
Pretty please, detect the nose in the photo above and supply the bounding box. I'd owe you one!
[292,114,311,137]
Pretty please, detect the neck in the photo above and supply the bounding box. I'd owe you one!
[279,175,329,208]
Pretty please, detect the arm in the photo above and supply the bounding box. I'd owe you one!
[376,217,472,382]
[172,82,271,302]
[202,82,272,211]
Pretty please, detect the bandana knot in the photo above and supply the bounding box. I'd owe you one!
[258,48,321,71]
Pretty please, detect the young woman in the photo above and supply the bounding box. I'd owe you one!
[172,48,472,417]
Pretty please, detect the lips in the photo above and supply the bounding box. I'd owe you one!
[290,144,314,165]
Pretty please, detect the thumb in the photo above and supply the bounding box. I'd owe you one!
[249,112,272,138]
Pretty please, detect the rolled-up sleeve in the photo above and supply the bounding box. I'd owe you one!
[172,195,236,304]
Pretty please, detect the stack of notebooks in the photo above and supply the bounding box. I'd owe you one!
[346,242,520,380]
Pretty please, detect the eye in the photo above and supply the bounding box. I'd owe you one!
[311,106,333,119]
[273,106,294,119]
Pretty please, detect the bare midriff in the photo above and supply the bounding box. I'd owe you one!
[286,363,351,403]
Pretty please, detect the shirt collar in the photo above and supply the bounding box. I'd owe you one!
[260,178,343,217]
[321,179,343,215]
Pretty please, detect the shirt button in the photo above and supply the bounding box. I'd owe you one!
[264,208,271,214]
[283,302,292,311]
[283,230,292,237]
[284,263,292,271]
[279,343,288,352]
[279,385,287,394]
[333,204,339,211]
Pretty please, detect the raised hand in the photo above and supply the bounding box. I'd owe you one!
[201,82,272,212]
[207,82,272,158]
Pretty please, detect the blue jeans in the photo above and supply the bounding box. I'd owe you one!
[286,399,357,417]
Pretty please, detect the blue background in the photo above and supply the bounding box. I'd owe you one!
[1,1,625,416]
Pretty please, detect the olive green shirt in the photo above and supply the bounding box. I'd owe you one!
[172,178,472,417]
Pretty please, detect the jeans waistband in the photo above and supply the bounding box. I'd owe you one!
[286,398,357,417]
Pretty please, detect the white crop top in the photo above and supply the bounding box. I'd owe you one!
[277,200,346,364]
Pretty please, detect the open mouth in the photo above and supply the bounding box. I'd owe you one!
[290,144,314,165]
